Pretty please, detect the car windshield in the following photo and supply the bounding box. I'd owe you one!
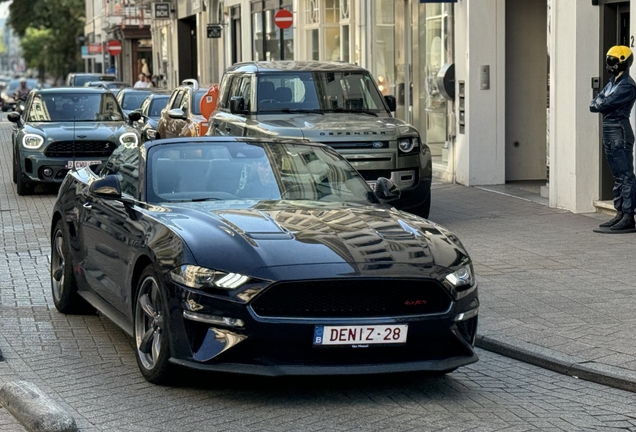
[149,96,169,118]
[122,91,152,110]
[26,92,125,122]
[192,90,207,115]
[255,71,386,114]
[7,79,38,92]
[147,141,378,205]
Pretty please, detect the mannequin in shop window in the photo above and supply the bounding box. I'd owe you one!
[590,45,636,233]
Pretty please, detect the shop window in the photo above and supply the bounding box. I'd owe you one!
[302,0,351,62]
[252,1,294,61]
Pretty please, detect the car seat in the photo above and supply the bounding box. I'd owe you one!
[275,87,292,104]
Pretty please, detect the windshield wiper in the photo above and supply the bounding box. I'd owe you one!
[280,108,324,114]
[191,197,221,202]
[326,108,378,117]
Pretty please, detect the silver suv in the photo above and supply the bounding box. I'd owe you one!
[206,61,432,217]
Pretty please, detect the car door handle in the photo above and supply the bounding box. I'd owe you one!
[83,203,92,211]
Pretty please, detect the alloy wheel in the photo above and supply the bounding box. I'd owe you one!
[51,229,66,302]
[135,275,164,371]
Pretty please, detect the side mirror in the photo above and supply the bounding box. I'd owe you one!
[89,175,122,199]
[7,112,21,124]
[229,96,245,114]
[384,95,397,112]
[374,177,400,202]
[128,110,142,122]
[168,108,187,120]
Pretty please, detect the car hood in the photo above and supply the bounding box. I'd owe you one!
[148,201,468,279]
[25,122,135,140]
[250,113,413,141]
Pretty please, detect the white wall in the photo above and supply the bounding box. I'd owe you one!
[454,0,506,186]
[548,2,599,212]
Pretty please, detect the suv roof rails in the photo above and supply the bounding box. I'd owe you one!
[182,79,199,90]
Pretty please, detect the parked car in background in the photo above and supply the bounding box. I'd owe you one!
[130,91,171,140]
[65,73,117,87]
[1,78,39,112]
[207,61,432,218]
[156,79,212,138]
[8,87,140,195]
[116,88,160,117]
[84,81,131,95]
[49,136,478,384]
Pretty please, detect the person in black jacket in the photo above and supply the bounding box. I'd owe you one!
[590,45,636,232]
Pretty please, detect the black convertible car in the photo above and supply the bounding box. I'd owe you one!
[51,137,478,384]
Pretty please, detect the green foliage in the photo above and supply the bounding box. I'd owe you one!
[21,27,50,71]
[1,0,86,77]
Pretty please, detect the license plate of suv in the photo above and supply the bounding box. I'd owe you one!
[313,324,408,346]
[66,160,102,169]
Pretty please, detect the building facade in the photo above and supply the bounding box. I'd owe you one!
[84,0,636,214]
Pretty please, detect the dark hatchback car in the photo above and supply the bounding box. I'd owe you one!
[50,137,478,384]
[66,73,117,87]
[9,87,140,195]
[116,88,158,117]
[130,91,171,140]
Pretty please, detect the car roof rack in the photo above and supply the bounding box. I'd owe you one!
[181,79,199,90]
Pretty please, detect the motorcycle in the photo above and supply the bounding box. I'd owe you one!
[15,96,27,115]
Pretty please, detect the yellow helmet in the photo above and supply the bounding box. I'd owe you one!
[606,45,633,73]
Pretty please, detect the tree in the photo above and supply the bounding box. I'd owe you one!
[21,27,50,78]
[0,0,85,78]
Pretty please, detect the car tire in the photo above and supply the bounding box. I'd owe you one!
[15,153,33,195]
[407,193,431,219]
[12,149,17,184]
[134,265,174,385]
[51,219,94,314]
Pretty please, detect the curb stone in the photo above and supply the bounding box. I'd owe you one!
[0,381,77,432]
[476,334,636,393]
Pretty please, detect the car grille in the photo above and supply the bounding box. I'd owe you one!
[44,140,117,158]
[358,169,393,181]
[321,141,390,150]
[250,279,452,318]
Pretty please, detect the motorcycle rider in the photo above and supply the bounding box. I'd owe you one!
[14,77,31,102]
[590,45,636,232]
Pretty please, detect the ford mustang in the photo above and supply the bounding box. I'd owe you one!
[50,137,478,384]
[9,87,140,195]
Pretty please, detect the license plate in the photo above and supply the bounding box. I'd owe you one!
[366,181,377,191]
[313,324,408,346]
[66,160,101,169]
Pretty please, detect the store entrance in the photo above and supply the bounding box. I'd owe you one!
[599,1,630,200]
[504,0,548,182]
[177,16,198,82]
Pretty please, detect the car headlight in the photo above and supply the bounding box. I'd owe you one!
[22,134,44,149]
[398,137,420,154]
[119,132,138,148]
[146,129,157,139]
[170,265,250,290]
[445,264,475,288]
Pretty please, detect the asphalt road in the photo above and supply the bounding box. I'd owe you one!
[1,117,636,431]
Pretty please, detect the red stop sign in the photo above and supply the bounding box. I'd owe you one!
[274,9,293,29]
[106,40,122,56]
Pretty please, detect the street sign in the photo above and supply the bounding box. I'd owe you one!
[153,2,171,19]
[207,24,222,38]
[106,40,122,56]
[274,9,293,29]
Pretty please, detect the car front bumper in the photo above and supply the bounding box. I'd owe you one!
[164,280,479,376]
[18,152,107,184]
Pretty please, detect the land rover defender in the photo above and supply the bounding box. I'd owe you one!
[207,61,432,217]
